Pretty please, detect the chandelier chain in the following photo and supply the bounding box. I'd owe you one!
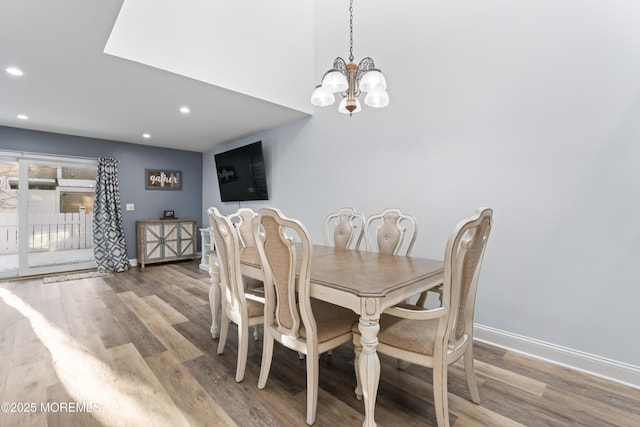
[349,0,354,63]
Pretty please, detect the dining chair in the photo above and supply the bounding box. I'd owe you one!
[253,207,359,425]
[323,207,365,249]
[208,207,264,382]
[363,208,417,256]
[364,208,443,306]
[364,208,441,307]
[229,208,258,248]
[229,207,263,340]
[352,207,493,427]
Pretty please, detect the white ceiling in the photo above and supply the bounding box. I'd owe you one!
[0,0,313,153]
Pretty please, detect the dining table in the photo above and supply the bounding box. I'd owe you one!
[207,244,444,427]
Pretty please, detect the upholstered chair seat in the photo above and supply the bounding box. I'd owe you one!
[243,298,265,318]
[352,304,439,356]
[301,299,358,342]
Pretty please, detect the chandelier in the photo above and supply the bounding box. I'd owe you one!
[310,0,389,115]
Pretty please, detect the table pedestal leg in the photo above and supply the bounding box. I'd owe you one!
[358,317,380,427]
[209,265,221,339]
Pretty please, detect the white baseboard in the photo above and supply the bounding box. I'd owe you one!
[474,324,640,390]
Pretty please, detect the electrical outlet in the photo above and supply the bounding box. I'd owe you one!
[126,203,135,211]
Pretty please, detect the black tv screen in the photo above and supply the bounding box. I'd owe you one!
[214,141,269,202]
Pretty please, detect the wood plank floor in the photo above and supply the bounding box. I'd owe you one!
[0,261,638,426]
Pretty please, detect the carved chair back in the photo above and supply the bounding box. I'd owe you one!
[445,207,493,345]
[323,207,365,250]
[363,208,418,256]
[253,207,314,340]
[207,207,247,316]
[229,208,258,248]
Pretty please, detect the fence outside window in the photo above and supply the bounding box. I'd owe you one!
[0,212,93,254]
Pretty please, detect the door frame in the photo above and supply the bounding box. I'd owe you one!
[2,151,98,277]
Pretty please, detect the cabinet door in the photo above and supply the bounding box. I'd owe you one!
[163,222,180,259]
[144,223,164,261]
[178,221,195,256]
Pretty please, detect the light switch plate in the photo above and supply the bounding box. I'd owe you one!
[126,203,135,211]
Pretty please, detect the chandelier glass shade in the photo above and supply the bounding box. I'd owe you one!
[322,70,348,93]
[310,0,388,115]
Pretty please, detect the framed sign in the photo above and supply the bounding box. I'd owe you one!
[145,169,182,190]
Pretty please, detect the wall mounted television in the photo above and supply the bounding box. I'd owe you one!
[214,141,269,202]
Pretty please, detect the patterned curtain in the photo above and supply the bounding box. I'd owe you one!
[93,158,129,272]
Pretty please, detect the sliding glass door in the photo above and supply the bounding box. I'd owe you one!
[0,151,97,278]
[0,155,19,278]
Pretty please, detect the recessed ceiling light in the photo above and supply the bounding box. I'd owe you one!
[179,106,190,114]
[6,67,24,76]
[142,133,151,139]
[17,114,28,120]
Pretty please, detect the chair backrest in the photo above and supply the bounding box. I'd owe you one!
[253,208,316,342]
[443,208,493,346]
[323,207,365,250]
[228,208,258,248]
[363,208,418,256]
[208,207,248,313]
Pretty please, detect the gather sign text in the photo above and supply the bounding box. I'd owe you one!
[145,169,182,190]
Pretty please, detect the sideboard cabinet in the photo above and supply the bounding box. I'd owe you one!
[136,219,198,268]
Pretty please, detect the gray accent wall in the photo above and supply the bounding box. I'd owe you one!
[0,126,203,260]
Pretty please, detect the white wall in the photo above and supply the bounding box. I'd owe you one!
[203,0,640,370]
[106,0,314,113]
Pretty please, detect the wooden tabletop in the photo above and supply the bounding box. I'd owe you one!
[239,244,443,298]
